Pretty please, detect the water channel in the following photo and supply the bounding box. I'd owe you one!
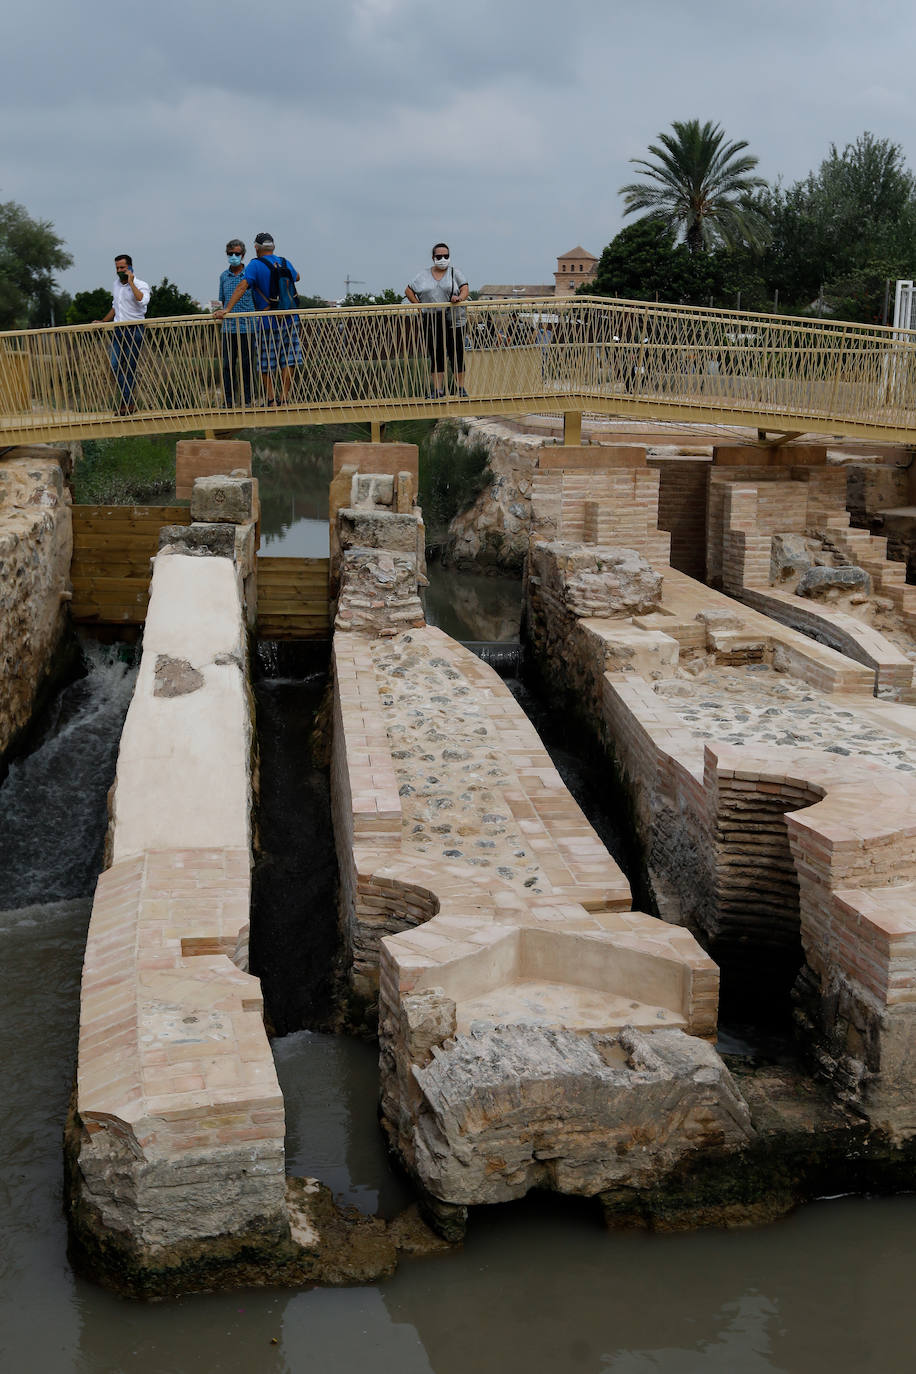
[1,435,914,1370]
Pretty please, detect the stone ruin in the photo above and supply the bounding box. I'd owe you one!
[329,441,759,1225]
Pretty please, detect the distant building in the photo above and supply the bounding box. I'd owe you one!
[554,245,598,295]
[478,246,598,302]
[476,283,556,301]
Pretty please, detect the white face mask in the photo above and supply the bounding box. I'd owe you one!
[433,256,449,268]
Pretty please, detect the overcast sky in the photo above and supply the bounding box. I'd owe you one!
[4,0,915,307]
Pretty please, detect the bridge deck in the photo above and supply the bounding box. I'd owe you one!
[3,297,916,445]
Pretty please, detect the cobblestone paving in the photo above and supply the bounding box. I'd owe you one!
[655,665,916,771]
[371,636,548,892]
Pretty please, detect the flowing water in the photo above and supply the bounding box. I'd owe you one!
[2,517,916,1366]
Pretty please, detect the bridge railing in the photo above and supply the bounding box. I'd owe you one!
[2,296,916,441]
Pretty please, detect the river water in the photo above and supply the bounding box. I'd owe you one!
[2,444,916,1370]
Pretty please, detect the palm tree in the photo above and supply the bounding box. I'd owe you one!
[620,119,770,254]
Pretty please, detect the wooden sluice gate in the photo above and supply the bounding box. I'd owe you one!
[70,504,192,625]
[70,504,331,637]
[256,556,331,640]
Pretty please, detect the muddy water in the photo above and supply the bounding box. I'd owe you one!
[3,626,916,1368]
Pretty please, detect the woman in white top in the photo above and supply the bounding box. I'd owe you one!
[405,242,469,398]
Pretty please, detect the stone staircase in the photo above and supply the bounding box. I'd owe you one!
[814,511,916,626]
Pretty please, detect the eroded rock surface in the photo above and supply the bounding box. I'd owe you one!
[531,540,662,619]
[0,448,72,759]
[398,1024,753,1205]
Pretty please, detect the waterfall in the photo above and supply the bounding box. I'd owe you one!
[0,640,138,910]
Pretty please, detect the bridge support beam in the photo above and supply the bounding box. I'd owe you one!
[563,411,582,446]
[370,420,386,444]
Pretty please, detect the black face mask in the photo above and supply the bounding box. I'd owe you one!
[117,271,129,283]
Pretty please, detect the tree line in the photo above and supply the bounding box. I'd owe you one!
[580,123,916,323]
[3,123,916,329]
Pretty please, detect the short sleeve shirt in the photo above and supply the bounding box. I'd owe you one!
[408,265,467,302]
[219,267,255,333]
[243,255,297,311]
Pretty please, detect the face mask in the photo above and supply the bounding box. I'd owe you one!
[227,254,242,266]
[117,270,129,283]
[433,256,449,268]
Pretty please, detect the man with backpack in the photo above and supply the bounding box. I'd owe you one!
[215,231,301,405]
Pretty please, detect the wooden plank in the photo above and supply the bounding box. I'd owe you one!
[258,564,329,578]
[257,578,329,593]
[258,561,330,574]
[257,565,329,578]
[258,602,329,618]
[257,624,331,640]
[257,612,331,625]
[71,532,177,552]
[70,556,157,577]
[70,576,152,594]
[258,557,329,567]
[72,505,191,522]
[71,604,147,624]
[72,516,190,537]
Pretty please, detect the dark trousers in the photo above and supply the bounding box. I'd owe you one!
[425,308,465,376]
[109,323,144,407]
[221,330,254,405]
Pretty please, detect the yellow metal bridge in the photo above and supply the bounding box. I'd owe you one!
[2,296,916,446]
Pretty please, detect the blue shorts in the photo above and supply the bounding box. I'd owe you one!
[259,316,303,371]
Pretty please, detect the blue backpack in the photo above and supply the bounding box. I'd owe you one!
[254,256,299,312]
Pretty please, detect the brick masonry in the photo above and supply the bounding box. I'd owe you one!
[524,447,916,1135]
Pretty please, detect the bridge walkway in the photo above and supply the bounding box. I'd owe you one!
[3,296,916,446]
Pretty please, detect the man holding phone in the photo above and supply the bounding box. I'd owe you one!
[99,254,151,414]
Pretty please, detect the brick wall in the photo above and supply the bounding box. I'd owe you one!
[648,457,710,580]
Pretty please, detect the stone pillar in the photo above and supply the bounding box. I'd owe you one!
[330,442,423,600]
[164,473,259,627]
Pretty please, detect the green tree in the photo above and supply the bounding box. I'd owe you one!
[580,218,769,310]
[762,133,916,319]
[341,287,402,306]
[147,277,202,318]
[620,119,770,254]
[66,287,113,325]
[0,199,72,329]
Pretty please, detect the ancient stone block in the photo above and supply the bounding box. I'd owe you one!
[531,540,662,618]
[600,628,679,679]
[190,475,255,525]
[335,549,424,636]
[771,532,820,584]
[338,508,422,554]
[796,565,871,598]
[401,1025,753,1204]
[159,523,237,558]
[352,473,394,507]
[396,471,415,513]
